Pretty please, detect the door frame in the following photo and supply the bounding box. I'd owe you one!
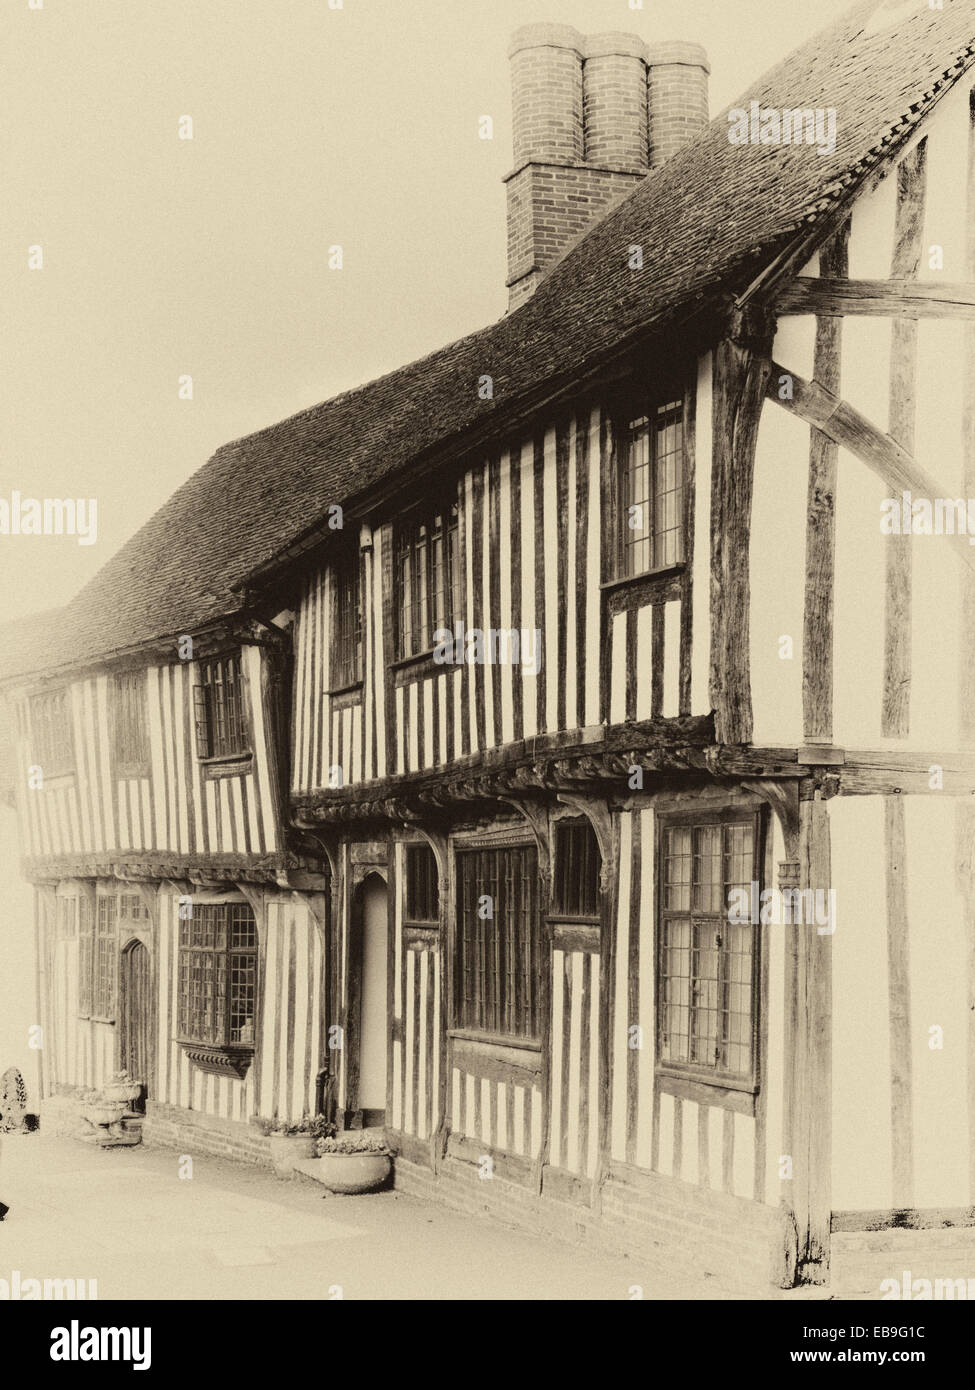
[342,868,389,1129]
[118,935,155,1109]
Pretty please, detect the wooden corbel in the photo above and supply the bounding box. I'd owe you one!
[749,778,801,869]
[556,793,616,895]
[498,796,551,895]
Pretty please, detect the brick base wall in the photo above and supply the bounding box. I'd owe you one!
[393,1151,790,1294]
[142,1101,273,1169]
[832,1227,975,1299]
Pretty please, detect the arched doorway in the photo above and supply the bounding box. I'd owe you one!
[347,873,388,1128]
[119,940,151,1113]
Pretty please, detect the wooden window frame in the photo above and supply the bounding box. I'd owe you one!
[78,896,93,1019]
[550,817,601,924]
[393,501,461,663]
[654,807,765,1097]
[111,670,151,777]
[604,376,689,590]
[176,901,258,1078]
[91,894,118,1024]
[29,687,75,779]
[452,840,543,1047]
[404,843,440,929]
[192,651,251,765]
[330,544,365,693]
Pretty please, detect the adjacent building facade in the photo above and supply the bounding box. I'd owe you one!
[4,1,975,1293]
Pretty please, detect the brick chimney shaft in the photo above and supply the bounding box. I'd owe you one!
[505,25,709,310]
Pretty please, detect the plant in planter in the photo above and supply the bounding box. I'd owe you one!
[256,1114,327,1176]
[82,1089,127,1128]
[310,1130,394,1194]
[100,1070,142,1105]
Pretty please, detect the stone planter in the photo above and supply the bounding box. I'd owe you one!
[268,1134,316,1177]
[83,1102,127,1127]
[305,1152,391,1194]
[101,1083,141,1105]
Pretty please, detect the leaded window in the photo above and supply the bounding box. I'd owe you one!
[92,895,118,1021]
[112,671,150,772]
[552,819,601,920]
[405,844,439,926]
[78,896,93,1017]
[395,503,461,659]
[332,547,364,689]
[618,396,685,577]
[193,653,248,760]
[455,844,542,1043]
[657,812,761,1087]
[30,689,74,777]
[177,902,258,1049]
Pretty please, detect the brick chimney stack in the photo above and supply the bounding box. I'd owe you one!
[505,24,709,310]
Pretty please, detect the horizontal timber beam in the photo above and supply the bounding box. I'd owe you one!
[777,277,975,318]
[767,361,975,574]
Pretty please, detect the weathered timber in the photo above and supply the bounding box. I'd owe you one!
[767,364,975,574]
[710,308,775,745]
[776,276,975,317]
[803,222,849,743]
[883,141,926,739]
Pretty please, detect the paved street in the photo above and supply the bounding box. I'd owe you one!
[0,1132,724,1300]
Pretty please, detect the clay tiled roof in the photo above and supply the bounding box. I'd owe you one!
[4,0,974,681]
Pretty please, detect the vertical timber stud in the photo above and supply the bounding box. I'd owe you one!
[882,140,927,738]
[803,221,850,743]
[963,89,975,1203]
[710,306,775,744]
[783,795,832,1284]
[885,796,913,1207]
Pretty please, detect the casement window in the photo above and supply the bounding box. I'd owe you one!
[657,811,761,1089]
[92,895,118,1022]
[78,897,93,1016]
[193,653,249,760]
[617,395,685,577]
[332,546,364,690]
[30,688,74,777]
[177,902,258,1050]
[552,819,601,920]
[405,843,439,927]
[455,844,542,1044]
[112,670,150,773]
[395,502,461,660]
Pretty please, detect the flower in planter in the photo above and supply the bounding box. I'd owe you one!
[257,1113,332,1138]
[315,1132,394,1159]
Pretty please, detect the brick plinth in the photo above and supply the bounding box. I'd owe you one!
[142,1100,273,1168]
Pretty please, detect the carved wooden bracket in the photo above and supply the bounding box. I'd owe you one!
[556,793,616,895]
[749,778,801,863]
[498,796,551,895]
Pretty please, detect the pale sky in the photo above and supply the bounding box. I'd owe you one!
[0,0,854,629]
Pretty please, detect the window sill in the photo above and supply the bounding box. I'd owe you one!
[328,680,364,710]
[198,752,253,781]
[115,763,151,781]
[448,1029,542,1056]
[600,564,684,595]
[655,1068,757,1115]
[177,1041,255,1080]
[391,647,444,685]
[601,564,685,614]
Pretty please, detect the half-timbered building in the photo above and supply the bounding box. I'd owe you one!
[4,0,975,1293]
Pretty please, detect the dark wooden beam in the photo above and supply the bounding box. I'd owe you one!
[803,222,849,744]
[883,142,926,739]
[766,364,975,574]
[709,307,776,745]
[776,277,975,318]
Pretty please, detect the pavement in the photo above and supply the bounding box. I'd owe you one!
[0,1131,725,1300]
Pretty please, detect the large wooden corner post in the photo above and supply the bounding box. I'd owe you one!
[710,304,776,745]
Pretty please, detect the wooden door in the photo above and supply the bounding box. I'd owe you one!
[119,940,151,1111]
